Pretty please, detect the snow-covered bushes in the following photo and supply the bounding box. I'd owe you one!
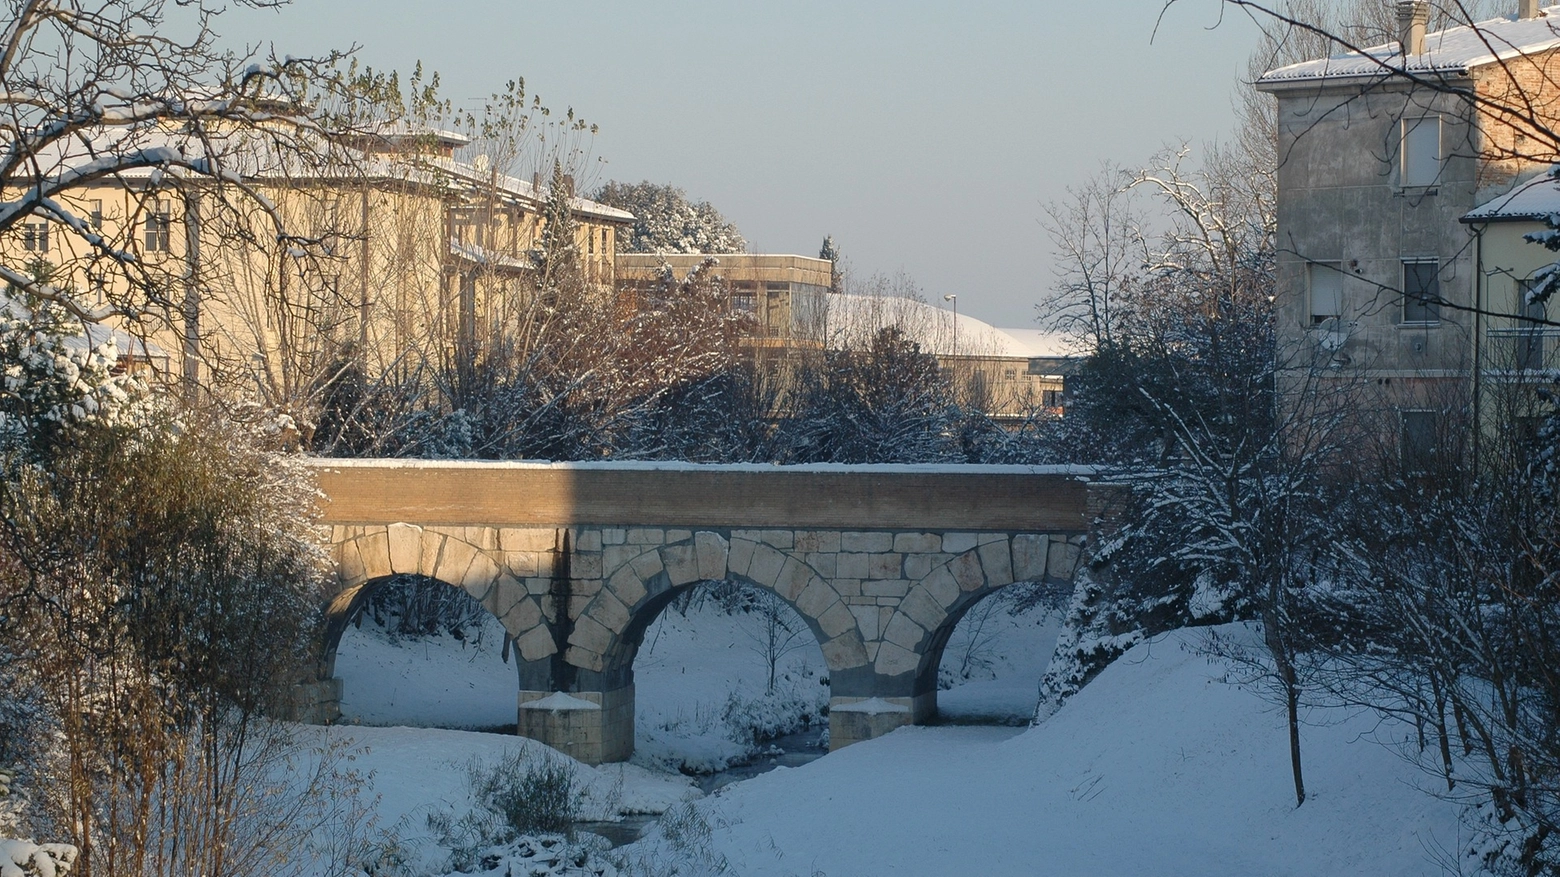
[0,839,76,877]
[423,751,621,876]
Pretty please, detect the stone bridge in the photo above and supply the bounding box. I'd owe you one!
[303,460,1109,764]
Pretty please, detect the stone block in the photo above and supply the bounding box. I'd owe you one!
[602,528,626,545]
[805,552,838,578]
[868,552,904,580]
[462,527,499,551]
[904,552,950,581]
[572,551,604,580]
[666,529,693,544]
[866,641,880,662]
[564,645,606,673]
[922,566,960,608]
[337,539,366,585]
[758,530,794,549]
[1047,541,1082,580]
[386,523,423,574]
[796,579,838,618]
[358,528,391,580]
[419,533,446,579]
[525,577,552,596]
[819,600,856,638]
[501,527,556,553]
[833,578,862,597]
[1011,534,1050,582]
[629,549,664,580]
[434,538,479,587]
[774,557,812,601]
[695,531,730,581]
[829,699,912,751]
[863,579,910,598]
[571,577,602,597]
[850,604,880,640]
[505,551,540,577]
[874,641,920,677]
[478,572,522,615]
[942,532,979,554]
[842,531,893,553]
[837,552,870,579]
[893,532,941,554]
[899,587,945,631]
[502,596,542,634]
[608,566,647,608]
[516,625,558,661]
[590,590,632,634]
[879,607,895,636]
[977,539,1013,586]
[949,551,985,591]
[462,551,502,593]
[627,528,663,545]
[661,543,700,586]
[567,614,613,657]
[821,634,869,669]
[882,613,925,650]
[603,545,640,575]
[747,544,787,587]
[728,537,758,578]
[794,530,841,553]
[573,528,603,551]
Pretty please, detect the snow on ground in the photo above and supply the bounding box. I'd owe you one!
[628,624,1465,877]
[632,598,830,773]
[296,724,699,876]
[936,591,1063,723]
[335,614,519,730]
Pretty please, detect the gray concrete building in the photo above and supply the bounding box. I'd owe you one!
[1257,1,1560,462]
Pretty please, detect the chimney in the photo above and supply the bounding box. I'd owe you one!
[1398,0,1428,55]
[1520,0,1543,19]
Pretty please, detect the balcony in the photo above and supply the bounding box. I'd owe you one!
[1484,327,1560,375]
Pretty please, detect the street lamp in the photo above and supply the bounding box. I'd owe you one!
[943,294,958,359]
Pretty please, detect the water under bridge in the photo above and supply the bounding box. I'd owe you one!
[300,460,1115,763]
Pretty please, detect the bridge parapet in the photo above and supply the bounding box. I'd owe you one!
[308,460,1099,762]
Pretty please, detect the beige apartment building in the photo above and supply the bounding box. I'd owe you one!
[1257,0,1560,463]
[616,252,1063,421]
[2,122,631,404]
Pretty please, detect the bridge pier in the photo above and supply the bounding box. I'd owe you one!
[311,462,1100,764]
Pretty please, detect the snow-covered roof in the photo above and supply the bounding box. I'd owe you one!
[18,123,633,223]
[819,294,1044,359]
[1259,7,1560,85]
[449,238,532,271]
[994,327,1076,359]
[1463,174,1560,221]
[420,155,633,223]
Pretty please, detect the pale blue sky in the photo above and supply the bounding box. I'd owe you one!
[226,1,1263,328]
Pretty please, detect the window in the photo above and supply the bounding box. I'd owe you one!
[1518,280,1547,370]
[1042,389,1064,409]
[1308,261,1343,323]
[89,199,103,230]
[1004,368,1017,380]
[21,221,48,253]
[144,200,171,252]
[731,291,756,314]
[1402,259,1440,323]
[1401,116,1442,187]
[1401,409,1438,472]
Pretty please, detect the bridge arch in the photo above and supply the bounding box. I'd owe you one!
[303,460,1110,763]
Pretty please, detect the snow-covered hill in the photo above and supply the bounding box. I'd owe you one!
[629,624,1465,877]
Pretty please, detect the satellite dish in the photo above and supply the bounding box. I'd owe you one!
[1316,317,1353,352]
